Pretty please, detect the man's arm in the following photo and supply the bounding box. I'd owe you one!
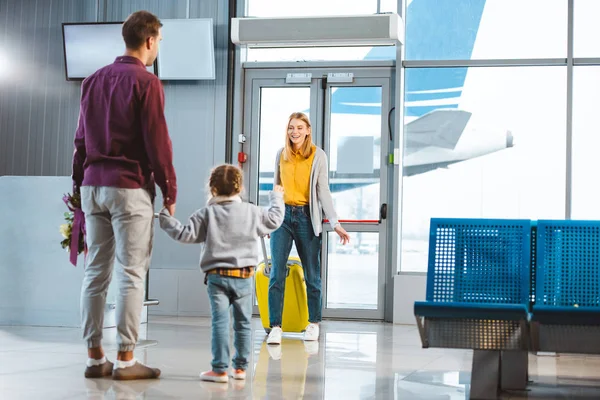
[140,78,177,208]
[72,108,86,194]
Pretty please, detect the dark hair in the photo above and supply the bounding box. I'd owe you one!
[209,164,243,197]
[122,10,163,50]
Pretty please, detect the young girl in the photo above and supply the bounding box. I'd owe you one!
[159,164,284,383]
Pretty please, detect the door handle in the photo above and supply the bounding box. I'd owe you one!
[379,203,387,223]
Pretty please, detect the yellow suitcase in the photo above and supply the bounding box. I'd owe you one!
[255,237,309,333]
[252,340,309,398]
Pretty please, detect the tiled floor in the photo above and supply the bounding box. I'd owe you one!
[1,317,600,399]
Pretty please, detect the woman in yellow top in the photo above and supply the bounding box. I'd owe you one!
[267,112,350,345]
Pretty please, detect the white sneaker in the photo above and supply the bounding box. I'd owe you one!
[304,340,319,355]
[266,327,282,345]
[230,368,246,380]
[303,323,320,341]
[199,371,229,383]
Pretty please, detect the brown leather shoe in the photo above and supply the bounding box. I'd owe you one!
[112,362,161,381]
[84,360,114,378]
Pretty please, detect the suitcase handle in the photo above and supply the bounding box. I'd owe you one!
[260,236,270,274]
[260,236,291,277]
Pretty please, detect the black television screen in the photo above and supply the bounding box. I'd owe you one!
[62,22,156,81]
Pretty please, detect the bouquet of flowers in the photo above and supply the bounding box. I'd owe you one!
[61,192,86,266]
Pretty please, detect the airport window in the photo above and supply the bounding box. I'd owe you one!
[327,86,383,222]
[571,66,600,219]
[401,66,566,272]
[404,0,567,60]
[239,0,586,277]
[574,0,600,57]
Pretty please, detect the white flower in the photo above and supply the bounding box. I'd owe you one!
[59,223,71,239]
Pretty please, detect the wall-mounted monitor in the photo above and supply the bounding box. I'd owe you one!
[62,19,216,81]
[62,22,156,81]
[157,19,215,80]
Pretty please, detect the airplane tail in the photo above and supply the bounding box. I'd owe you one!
[405,109,472,150]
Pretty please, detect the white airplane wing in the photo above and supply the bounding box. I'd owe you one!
[405,109,472,152]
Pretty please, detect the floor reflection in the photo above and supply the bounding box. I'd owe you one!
[1,318,600,399]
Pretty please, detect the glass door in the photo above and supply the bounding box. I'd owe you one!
[244,75,320,314]
[243,66,391,320]
[321,79,389,320]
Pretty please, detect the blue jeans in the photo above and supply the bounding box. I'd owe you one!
[207,274,253,373]
[268,205,322,327]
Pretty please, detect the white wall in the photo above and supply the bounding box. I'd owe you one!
[0,0,230,321]
[0,176,85,326]
[393,273,426,325]
[0,175,193,326]
[148,269,210,317]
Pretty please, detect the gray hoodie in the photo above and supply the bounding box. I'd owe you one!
[159,191,284,272]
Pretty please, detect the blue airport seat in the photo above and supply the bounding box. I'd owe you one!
[531,220,600,354]
[414,302,528,321]
[415,218,532,351]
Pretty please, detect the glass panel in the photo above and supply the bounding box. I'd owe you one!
[257,87,311,207]
[247,0,376,17]
[328,86,382,221]
[326,231,379,310]
[246,46,395,62]
[405,0,567,60]
[574,0,600,57]
[572,66,600,218]
[401,66,566,273]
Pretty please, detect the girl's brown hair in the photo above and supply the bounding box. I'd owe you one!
[209,164,243,197]
[283,112,313,161]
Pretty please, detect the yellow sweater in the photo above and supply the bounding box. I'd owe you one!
[280,145,316,206]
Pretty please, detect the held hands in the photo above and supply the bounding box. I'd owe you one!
[265,186,284,239]
[164,203,176,216]
[334,224,350,245]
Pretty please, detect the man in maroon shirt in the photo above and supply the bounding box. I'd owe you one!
[72,10,176,380]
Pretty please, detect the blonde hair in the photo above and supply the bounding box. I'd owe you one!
[283,112,313,161]
[208,164,243,197]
